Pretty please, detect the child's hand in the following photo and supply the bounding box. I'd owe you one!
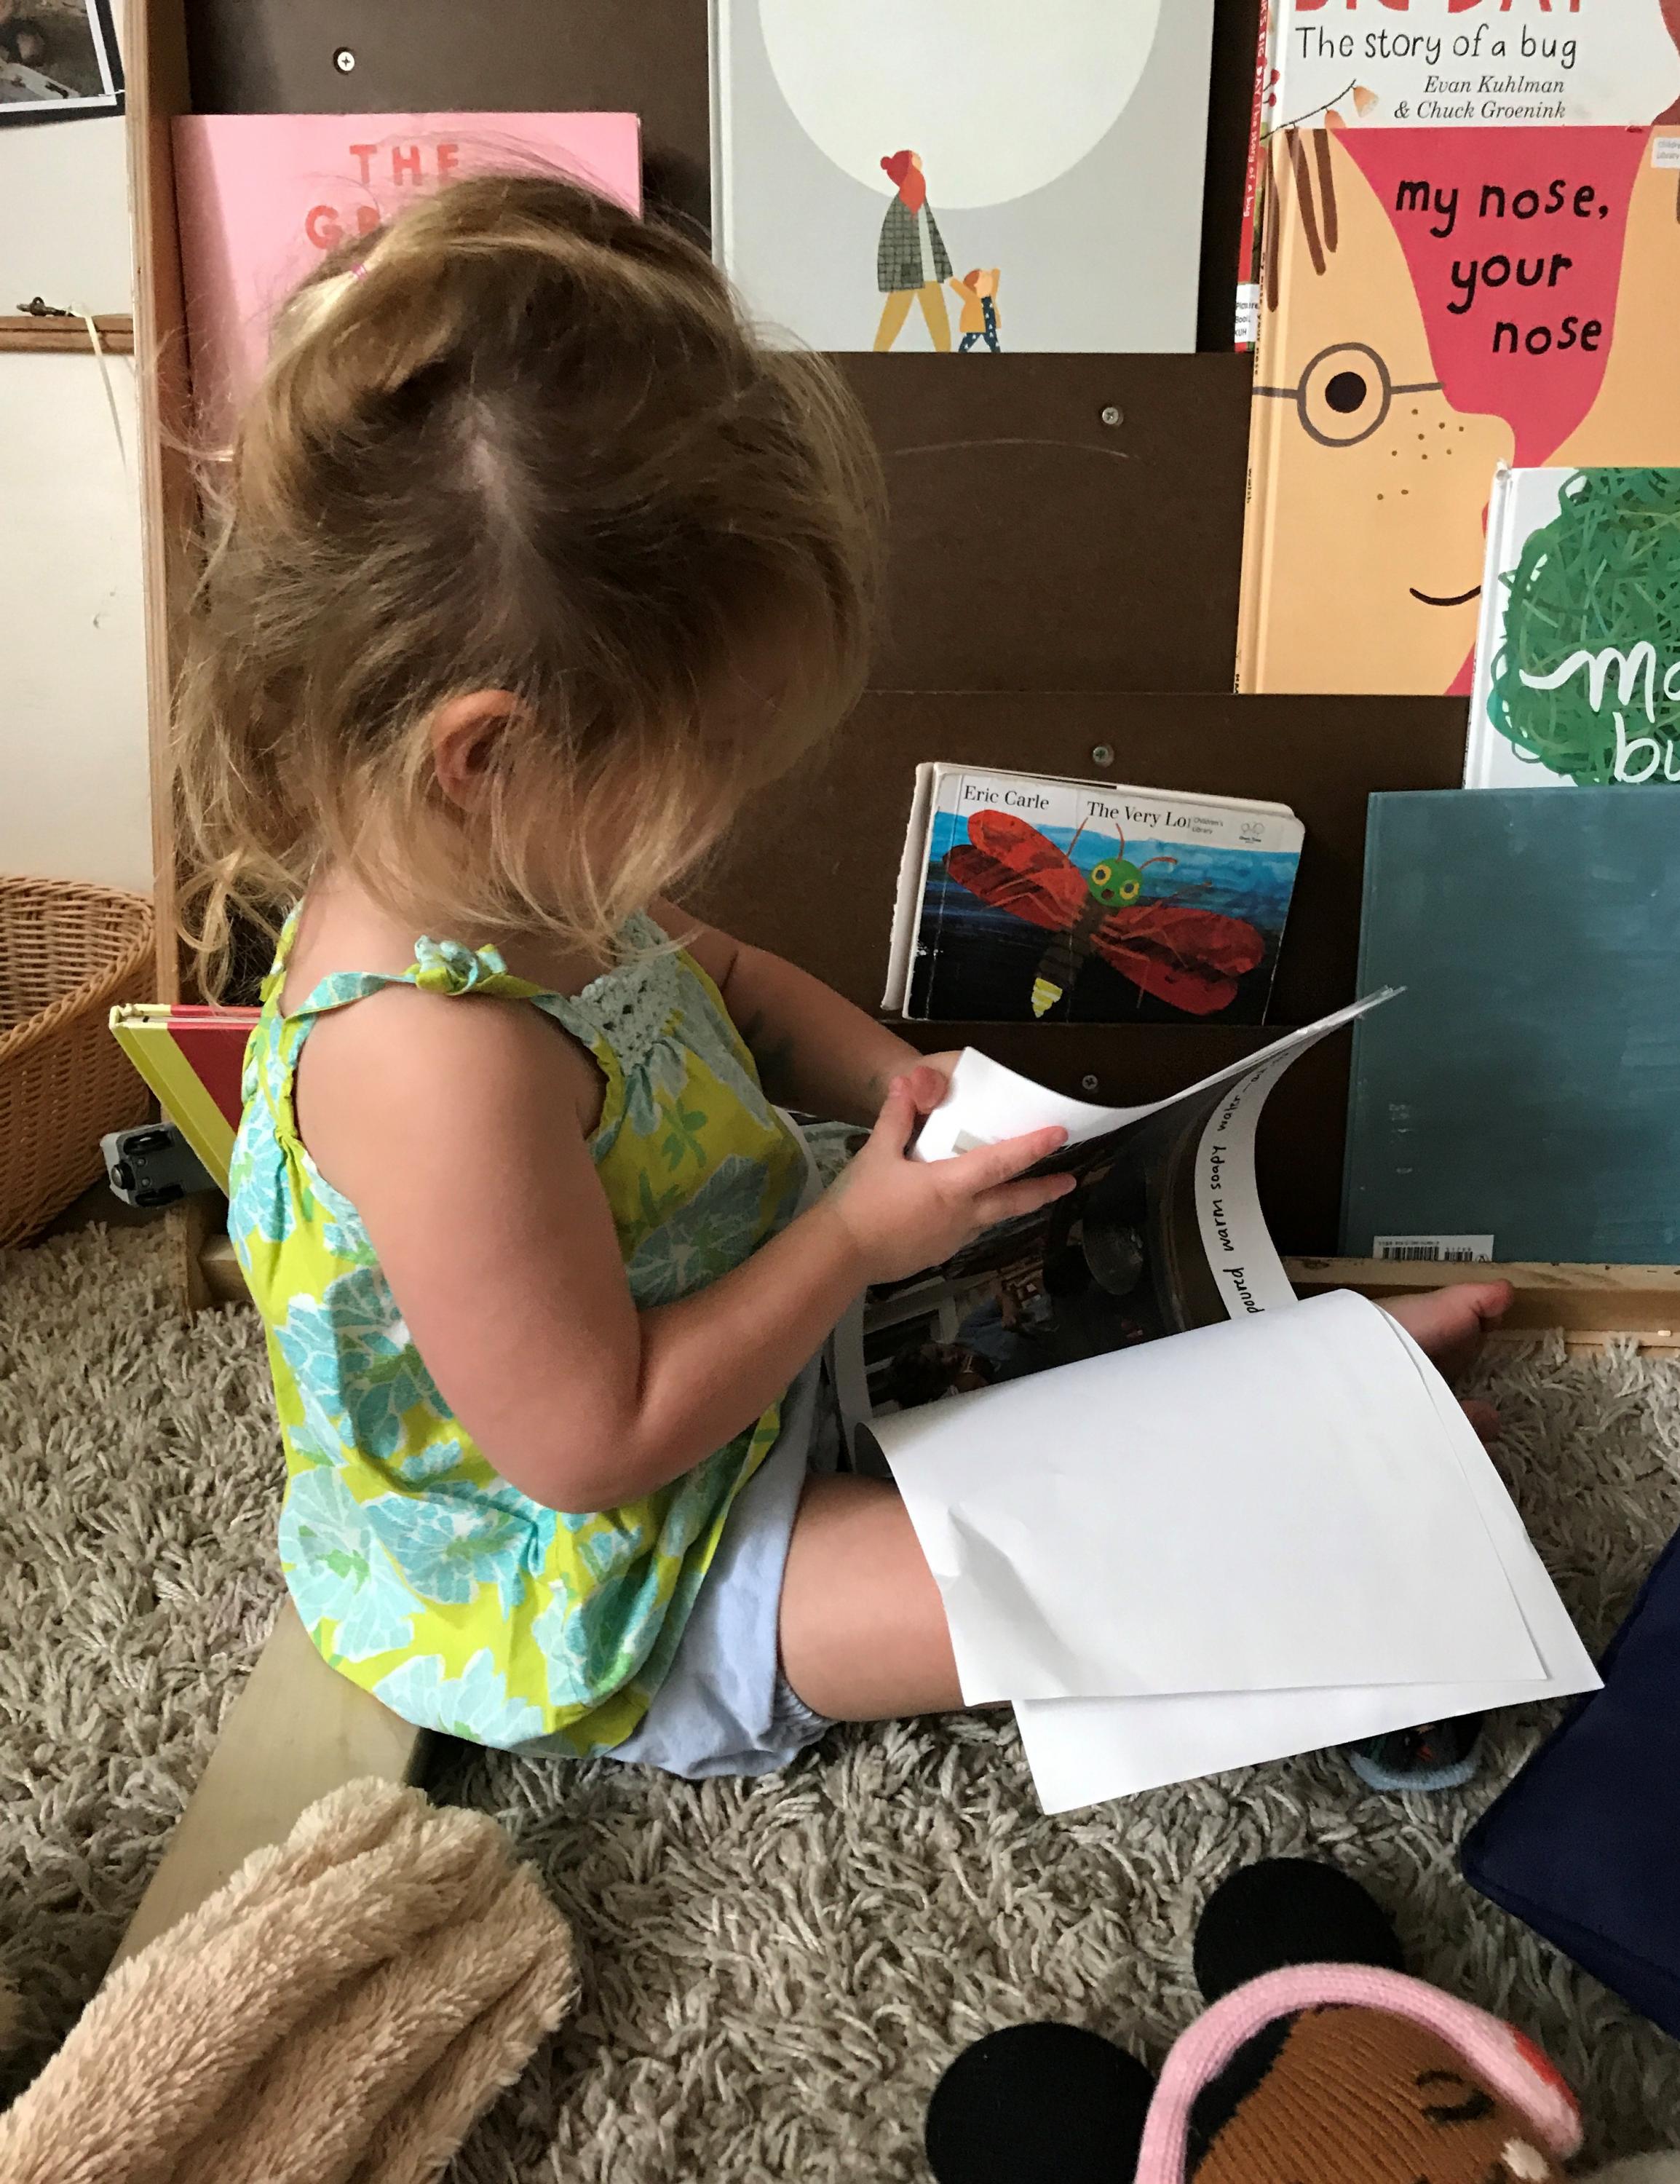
[910,1050,964,1103]
[823,1066,1074,1286]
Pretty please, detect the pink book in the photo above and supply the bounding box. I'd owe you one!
[173,113,643,442]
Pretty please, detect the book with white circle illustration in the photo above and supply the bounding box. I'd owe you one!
[710,0,1216,353]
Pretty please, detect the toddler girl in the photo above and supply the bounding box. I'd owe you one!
[181,172,1508,1778]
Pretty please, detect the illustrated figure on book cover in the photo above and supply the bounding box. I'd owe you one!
[1245,124,1513,694]
[951,267,1003,353]
[1243,114,1680,694]
[945,809,1265,1020]
[874,149,954,351]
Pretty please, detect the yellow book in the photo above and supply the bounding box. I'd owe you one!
[108,1004,258,1195]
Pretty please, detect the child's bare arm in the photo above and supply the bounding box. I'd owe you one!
[657,900,942,1125]
[296,988,1068,1512]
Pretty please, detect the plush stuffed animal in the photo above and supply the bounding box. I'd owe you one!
[925,1859,1680,2184]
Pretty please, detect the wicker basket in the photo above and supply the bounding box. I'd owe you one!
[0,877,156,1249]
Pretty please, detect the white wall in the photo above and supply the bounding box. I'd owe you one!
[0,113,132,313]
[1,355,150,892]
[0,2,151,897]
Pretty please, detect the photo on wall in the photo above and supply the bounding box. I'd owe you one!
[0,0,123,124]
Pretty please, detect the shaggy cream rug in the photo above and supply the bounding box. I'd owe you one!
[4,1221,1680,2176]
[0,1223,284,2100]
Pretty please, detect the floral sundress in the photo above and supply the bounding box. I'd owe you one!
[229,909,809,1754]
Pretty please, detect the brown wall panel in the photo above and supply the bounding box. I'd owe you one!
[182,0,713,230]
[694,691,1466,1025]
[849,356,1248,693]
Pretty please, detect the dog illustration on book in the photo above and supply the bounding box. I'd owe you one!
[946,807,1264,1018]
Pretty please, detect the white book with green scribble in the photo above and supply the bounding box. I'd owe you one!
[710,0,1215,353]
[1466,464,1680,789]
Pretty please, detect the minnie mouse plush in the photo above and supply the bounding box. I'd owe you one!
[926,1859,1677,2184]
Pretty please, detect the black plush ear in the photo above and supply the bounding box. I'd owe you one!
[925,2022,1154,2184]
[1192,1858,1404,2005]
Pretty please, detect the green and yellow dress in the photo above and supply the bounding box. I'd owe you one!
[229,909,808,1755]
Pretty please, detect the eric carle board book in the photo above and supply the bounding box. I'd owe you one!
[882,764,1304,1026]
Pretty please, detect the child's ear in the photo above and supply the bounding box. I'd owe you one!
[428,689,522,810]
[925,2022,1154,2184]
[1193,1859,1404,2005]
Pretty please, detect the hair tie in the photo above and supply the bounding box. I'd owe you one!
[350,261,368,282]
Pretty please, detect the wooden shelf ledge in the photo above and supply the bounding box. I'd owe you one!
[0,313,135,354]
[1288,1257,1680,1353]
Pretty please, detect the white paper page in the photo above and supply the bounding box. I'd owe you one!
[880,762,938,1011]
[1192,1054,1302,1317]
[913,992,1392,1163]
[1392,1319,1600,1695]
[875,1291,1541,1704]
[1015,1647,1596,1815]
[1013,1321,1597,1813]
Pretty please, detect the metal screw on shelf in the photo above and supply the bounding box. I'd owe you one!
[1081,1075,1100,1094]
[1099,405,1123,427]
[1090,743,1114,767]
[333,46,357,71]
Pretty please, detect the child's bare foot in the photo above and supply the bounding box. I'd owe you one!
[1458,1397,1503,1445]
[1382,1280,1513,1374]
[1381,1281,1513,1441]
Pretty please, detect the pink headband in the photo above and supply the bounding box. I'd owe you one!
[1134,1964,1582,2183]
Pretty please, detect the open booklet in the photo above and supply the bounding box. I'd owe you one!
[830,995,1601,1813]
[839,994,1390,1439]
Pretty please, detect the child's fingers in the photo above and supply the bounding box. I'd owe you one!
[868,1077,919,1158]
[972,1173,1077,1229]
[948,1125,1067,1192]
[900,1064,951,1116]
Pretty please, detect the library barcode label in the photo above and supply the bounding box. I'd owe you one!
[1372,1235,1494,1264]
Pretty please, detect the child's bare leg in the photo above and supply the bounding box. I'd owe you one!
[777,1473,965,1721]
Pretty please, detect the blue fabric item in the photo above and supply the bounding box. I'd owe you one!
[512,1355,835,1780]
[1348,1742,1481,1794]
[1462,1522,1680,2036]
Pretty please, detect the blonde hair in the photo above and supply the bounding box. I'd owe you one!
[175,170,884,994]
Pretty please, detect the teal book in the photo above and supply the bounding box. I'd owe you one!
[1342,787,1680,1264]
